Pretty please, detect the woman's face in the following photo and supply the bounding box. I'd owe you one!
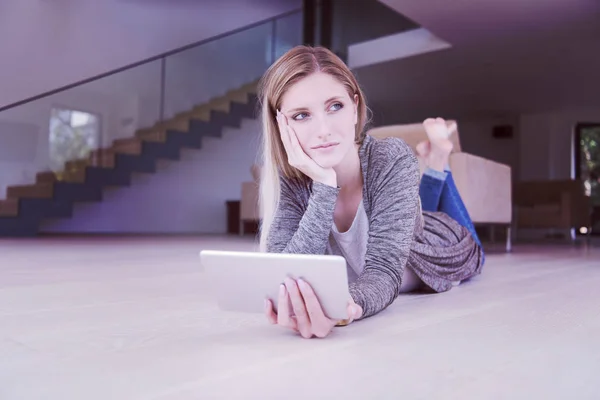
[279,72,358,169]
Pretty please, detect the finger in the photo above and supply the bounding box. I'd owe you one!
[297,279,334,338]
[277,111,292,149]
[297,279,328,324]
[447,121,457,135]
[277,112,300,167]
[346,302,362,321]
[278,113,308,173]
[287,125,316,168]
[265,298,277,325]
[286,123,302,150]
[281,114,305,160]
[284,278,312,338]
[277,283,296,330]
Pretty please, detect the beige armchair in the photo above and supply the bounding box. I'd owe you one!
[368,121,513,251]
[239,165,261,235]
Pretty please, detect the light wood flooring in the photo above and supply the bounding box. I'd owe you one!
[1,236,599,399]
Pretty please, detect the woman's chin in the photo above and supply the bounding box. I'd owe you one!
[312,154,342,169]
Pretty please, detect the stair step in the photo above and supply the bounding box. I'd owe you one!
[90,149,116,168]
[0,199,19,217]
[230,101,258,119]
[115,153,156,173]
[19,198,73,219]
[36,171,57,183]
[240,81,259,93]
[247,93,259,108]
[155,118,190,132]
[0,217,39,237]
[53,182,103,202]
[141,141,180,160]
[7,183,54,199]
[65,159,90,171]
[166,130,203,149]
[136,129,167,142]
[193,98,231,114]
[85,167,131,186]
[189,120,221,137]
[188,108,212,121]
[113,138,142,155]
[61,168,86,183]
[225,89,251,104]
[210,109,241,128]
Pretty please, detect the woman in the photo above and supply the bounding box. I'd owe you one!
[258,45,484,339]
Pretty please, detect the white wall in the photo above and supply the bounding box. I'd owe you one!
[518,107,600,182]
[0,0,300,108]
[456,115,520,181]
[453,107,600,184]
[449,107,600,184]
[39,118,262,234]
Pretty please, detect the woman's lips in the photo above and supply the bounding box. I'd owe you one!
[312,142,339,150]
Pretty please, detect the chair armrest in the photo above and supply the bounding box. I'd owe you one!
[563,187,592,229]
[449,153,512,224]
[240,181,260,221]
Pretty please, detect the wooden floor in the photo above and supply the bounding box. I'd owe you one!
[1,236,599,400]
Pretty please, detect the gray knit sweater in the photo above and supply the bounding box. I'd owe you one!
[266,135,484,319]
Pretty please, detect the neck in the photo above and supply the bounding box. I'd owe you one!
[333,143,363,193]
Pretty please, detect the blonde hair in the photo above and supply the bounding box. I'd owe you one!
[257,45,370,251]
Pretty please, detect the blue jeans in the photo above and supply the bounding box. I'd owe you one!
[419,167,485,263]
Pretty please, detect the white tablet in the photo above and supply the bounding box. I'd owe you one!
[199,250,350,320]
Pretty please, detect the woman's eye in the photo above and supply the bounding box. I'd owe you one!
[330,102,343,111]
[293,112,308,121]
[292,103,342,121]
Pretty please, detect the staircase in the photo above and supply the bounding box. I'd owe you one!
[0,81,259,237]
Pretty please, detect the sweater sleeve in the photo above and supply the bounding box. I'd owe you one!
[266,178,340,255]
[349,139,421,319]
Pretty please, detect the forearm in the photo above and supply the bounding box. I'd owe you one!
[348,139,420,319]
[348,263,404,319]
[267,181,339,255]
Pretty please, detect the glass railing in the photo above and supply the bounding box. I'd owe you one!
[0,9,302,195]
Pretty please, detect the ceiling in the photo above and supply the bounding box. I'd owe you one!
[379,0,600,47]
[357,0,600,123]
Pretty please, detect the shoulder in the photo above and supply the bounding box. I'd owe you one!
[361,135,418,171]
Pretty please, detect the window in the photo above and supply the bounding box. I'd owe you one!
[574,123,600,235]
[49,108,100,174]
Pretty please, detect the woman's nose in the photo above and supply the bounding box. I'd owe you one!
[315,115,331,138]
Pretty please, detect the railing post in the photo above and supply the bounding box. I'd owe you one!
[271,19,277,64]
[303,0,316,46]
[159,57,166,122]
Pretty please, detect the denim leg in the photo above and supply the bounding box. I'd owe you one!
[419,168,447,212]
[420,167,485,264]
[437,171,482,247]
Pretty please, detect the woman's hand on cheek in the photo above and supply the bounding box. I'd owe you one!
[264,278,363,338]
[276,110,337,187]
